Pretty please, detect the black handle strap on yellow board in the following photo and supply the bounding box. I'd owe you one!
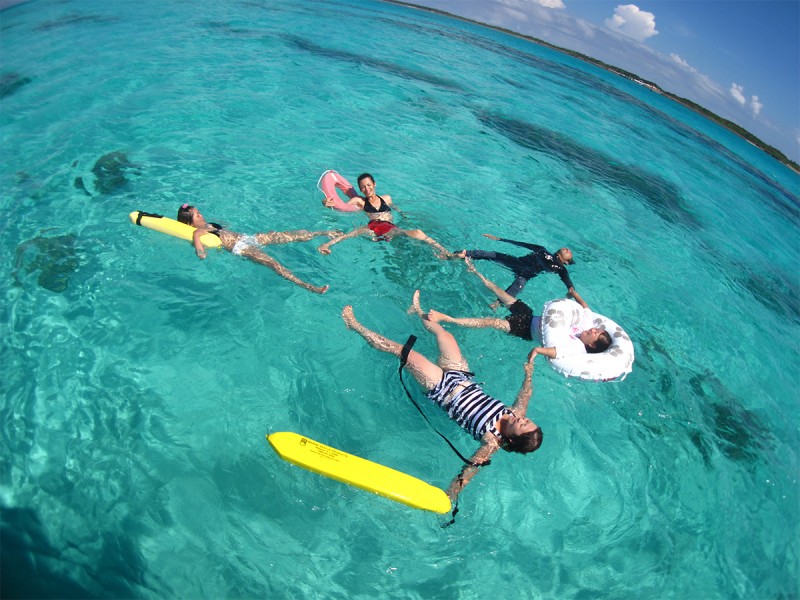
[134,211,164,226]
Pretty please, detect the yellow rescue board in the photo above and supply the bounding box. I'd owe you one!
[267,432,451,514]
[129,210,222,248]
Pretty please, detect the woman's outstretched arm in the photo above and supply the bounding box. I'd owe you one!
[445,441,499,502]
[512,349,536,414]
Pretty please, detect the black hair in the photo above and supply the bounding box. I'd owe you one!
[502,427,543,454]
[586,331,613,354]
[177,204,194,225]
[357,173,374,185]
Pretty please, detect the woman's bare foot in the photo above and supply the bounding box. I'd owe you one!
[312,284,329,294]
[426,309,447,323]
[407,289,423,315]
[342,305,357,328]
[408,290,447,323]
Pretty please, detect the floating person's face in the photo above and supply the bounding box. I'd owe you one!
[358,176,375,197]
[189,207,207,227]
[500,412,538,437]
[579,327,605,347]
[557,247,574,264]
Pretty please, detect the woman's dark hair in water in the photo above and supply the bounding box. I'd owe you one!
[502,427,543,454]
[177,203,194,225]
[357,173,374,185]
[586,331,613,354]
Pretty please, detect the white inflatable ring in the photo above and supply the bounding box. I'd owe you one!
[539,298,635,382]
[318,169,362,212]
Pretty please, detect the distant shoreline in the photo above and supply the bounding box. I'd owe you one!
[383,0,799,175]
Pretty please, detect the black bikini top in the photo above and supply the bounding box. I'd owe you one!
[363,195,391,214]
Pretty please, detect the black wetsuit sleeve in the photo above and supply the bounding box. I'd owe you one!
[498,238,546,252]
[558,268,574,289]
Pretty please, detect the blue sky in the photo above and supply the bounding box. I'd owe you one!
[409,0,800,163]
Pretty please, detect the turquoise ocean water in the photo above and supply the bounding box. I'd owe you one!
[2,0,798,597]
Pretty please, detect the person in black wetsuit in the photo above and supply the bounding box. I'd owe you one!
[176,204,339,294]
[454,233,588,309]
[317,173,451,258]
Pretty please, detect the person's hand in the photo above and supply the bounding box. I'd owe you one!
[318,243,332,255]
[482,233,500,240]
[196,249,207,259]
[525,349,537,370]
[321,196,337,208]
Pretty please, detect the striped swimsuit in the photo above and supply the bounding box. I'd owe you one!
[426,370,512,441]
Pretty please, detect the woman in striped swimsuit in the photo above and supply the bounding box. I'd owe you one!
[341,293,542,502]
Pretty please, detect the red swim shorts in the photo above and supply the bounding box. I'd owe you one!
[367,220,397,237]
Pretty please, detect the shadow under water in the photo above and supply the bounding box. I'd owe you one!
[283,34,466,93]
[14,234,80,293]
[688,370,773,466]
[0,506,96,600]
[0,505,149,599]
[74,151,140,196]
[474,109,700,230]
[0,72,32,99]
[34,13,118,32]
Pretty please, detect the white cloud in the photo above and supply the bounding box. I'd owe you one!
[497,0,565,11]
[729,85,763,117]
[730,83,746,106]
[499,6,529,22]
[750,95,763,116]
[670,53,694,72]
[604,4,658,42]
[574,17,596,39]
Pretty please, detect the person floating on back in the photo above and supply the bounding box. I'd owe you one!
[454,233,586,309]
[177,203,338,294]
[341,296,542,503]
[318,173,451,258]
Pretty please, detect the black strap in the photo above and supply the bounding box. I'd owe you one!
[134,211,164,226]
[399,334,416,367]
[441,466,470,528]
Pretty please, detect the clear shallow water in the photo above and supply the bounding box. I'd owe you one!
[1,0,798,597]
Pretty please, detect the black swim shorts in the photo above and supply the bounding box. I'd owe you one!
[506,300,534,340]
